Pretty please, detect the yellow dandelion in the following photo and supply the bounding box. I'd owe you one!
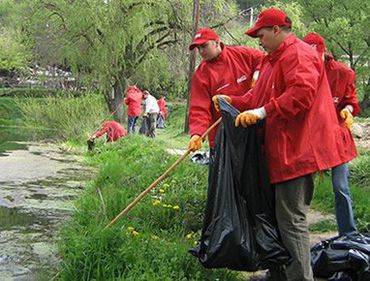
[159,189,165,193]
[162,204,168,208]
[172,205,180,210]
[171,179,177,184]
[193,241,198,245]
[166,204,172,208]
[163,183,170,188]
[151,235,160,240]
[131,231,139,237]
[186,233,193,239]
[152,200,161,206]
[127,226,135,233]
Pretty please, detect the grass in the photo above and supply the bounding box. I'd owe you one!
[5,92,368,278]
[14,92,108,141]
[58,135,241,280]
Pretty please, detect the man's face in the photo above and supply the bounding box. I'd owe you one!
[256,26,280,54]
[197,40,220,61]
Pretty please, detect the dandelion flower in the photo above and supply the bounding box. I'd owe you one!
[172,205,180,210]
[159,189,165,193]
[132,231,139,237]
[163,183,170,188]
[152,200,161,206]
[186,233,193,239]
[151,235,160,240]
[162,204,168,208]
[171,179,177,184]
[127,226,135,232]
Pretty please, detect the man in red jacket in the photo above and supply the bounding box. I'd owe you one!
[303,32,360,236]
[214,8,346,281]
[90,121,127,142]
[187,27,264,152]
[124,85,142,133]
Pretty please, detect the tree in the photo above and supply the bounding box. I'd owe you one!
[21,0,184,121]
[0,1,31,75]
[278,0,370,109]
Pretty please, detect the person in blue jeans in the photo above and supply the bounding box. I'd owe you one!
[303,32,360,236]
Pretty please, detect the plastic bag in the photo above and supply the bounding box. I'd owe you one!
[190,98,290,271]
[311,233,370,281]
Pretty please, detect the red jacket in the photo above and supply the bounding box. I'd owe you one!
[189,45,264,148]
[157,98,166,119]
[95,121,127,142]
[325,54,359,162]
[124,86,142,117]
[232,35,345,183]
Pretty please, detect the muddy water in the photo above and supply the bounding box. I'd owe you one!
[0,142,94,280]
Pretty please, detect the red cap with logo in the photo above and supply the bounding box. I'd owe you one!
[302,32,326,53]
[189,28,220,50]
[245,8,292,38]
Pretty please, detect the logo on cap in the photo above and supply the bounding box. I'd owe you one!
[194,33,202,39]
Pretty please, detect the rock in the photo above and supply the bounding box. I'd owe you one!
[352,122,364,138]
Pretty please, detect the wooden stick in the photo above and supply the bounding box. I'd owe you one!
[103,117,222,229]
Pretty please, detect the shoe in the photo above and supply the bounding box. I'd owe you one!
[249,274,270,281]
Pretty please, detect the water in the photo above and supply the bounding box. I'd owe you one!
[0,97,94,280]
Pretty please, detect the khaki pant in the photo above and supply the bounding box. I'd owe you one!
[274,174,315,281]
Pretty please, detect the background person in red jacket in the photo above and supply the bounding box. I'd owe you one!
[157,95,166,129]
[89,121,127,142]
[187,27,264,152]
[157,95,166,120]
[124,85,142,133]
[303,32,360,236]
[214,8,348,281]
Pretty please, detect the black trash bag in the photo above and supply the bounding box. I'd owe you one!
[157,113,165,129]
[311,233,370,281]
[139,116,148,135]
[190,151,210,165]
[190,98,290,271]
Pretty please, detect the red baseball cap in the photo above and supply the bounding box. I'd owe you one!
[189,28,220,50]
[245,8,292,38]
[302,32,326,53]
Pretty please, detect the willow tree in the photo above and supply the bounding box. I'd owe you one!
[23,0,183,121]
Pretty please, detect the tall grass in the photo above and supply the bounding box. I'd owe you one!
[58,135,241,280]
[15,92,108,141]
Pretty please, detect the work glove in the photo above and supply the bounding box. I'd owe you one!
[188,134,202,152]
[340,107,354,129]
[235,107,266,128]
[212,95,232,112]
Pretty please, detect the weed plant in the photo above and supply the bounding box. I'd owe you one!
[59,135,241,280]
[15,92,108,141]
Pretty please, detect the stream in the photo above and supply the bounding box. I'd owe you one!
[0,128,94,280]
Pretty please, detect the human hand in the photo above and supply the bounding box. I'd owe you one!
[212,95,232,112]
[188,135,202,152]
[235,107,266,127]
[340,107,354,129]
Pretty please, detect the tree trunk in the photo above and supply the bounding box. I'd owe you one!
[184,0,200,133]
[103,77,128,123]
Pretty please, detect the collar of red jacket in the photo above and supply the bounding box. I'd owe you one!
[202,42,226,63]
[265,34,297,64]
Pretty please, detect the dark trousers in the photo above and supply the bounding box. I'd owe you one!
[146,113,158,138]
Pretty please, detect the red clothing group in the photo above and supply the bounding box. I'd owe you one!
[124,86,142,117]
[189,46,264,148]
[231,35,349,183]
[95,121,127,142]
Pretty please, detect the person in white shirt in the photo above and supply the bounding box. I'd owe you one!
[142,90,160,137]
